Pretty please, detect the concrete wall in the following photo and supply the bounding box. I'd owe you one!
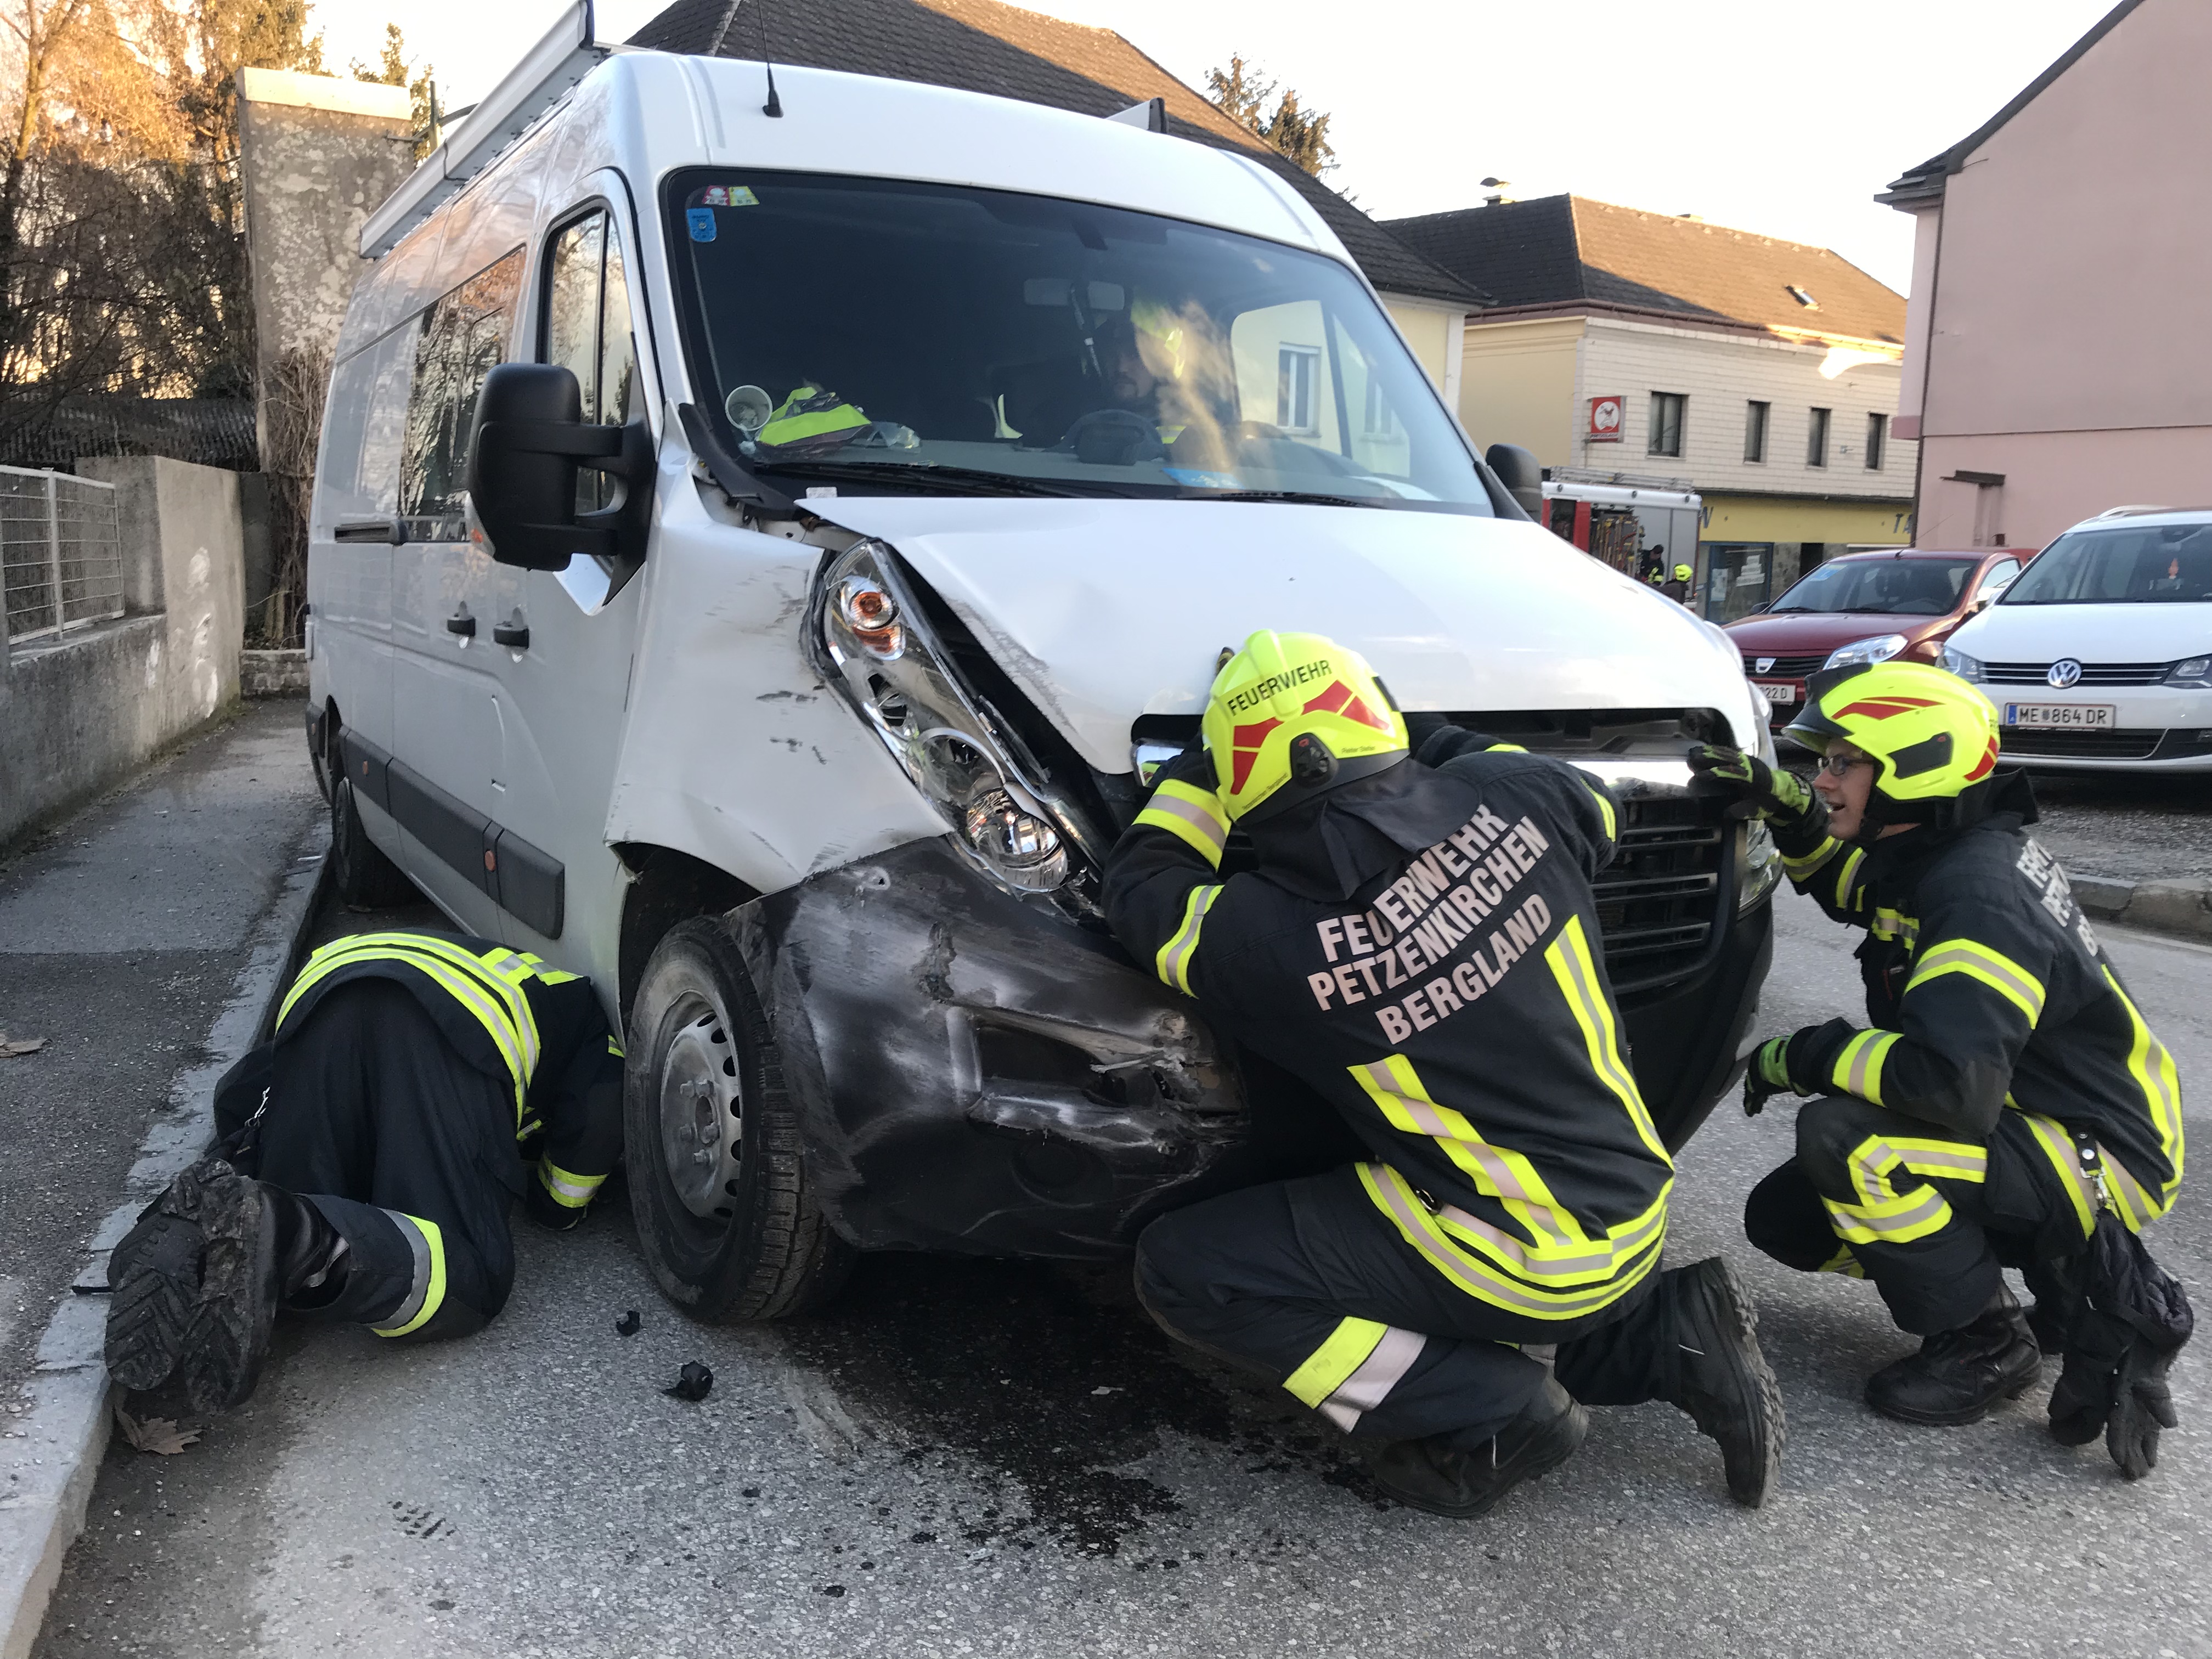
[0,459,246,847]
[236,69,416,428]
[1903,0,2212,546]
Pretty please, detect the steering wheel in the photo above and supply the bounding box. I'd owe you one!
[1058,409,1166,467]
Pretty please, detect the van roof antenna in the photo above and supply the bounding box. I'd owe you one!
[715,0,784,117]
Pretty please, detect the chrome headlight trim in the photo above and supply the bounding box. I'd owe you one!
[1824,633,1909,670]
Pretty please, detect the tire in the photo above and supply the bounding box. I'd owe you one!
[330,768,419,911]
[625,918,853,1321]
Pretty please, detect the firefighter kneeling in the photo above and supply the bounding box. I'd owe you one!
[1107,630,1784,1517]
[104,931,622,1414]
[1696,663,2190,1477]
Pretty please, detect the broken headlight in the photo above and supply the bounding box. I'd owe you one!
[816,540,1081,896]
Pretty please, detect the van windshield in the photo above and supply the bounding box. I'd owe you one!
[1767,556,1978,615]
[1999,524,2212,605]
[667,171,1492,513]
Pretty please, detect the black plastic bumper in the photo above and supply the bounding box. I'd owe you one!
[733,836,1773,1260]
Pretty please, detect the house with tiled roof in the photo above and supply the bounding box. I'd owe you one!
[1384,194,1918,621]
[1878,0,2210,551]
[627,0,1484,400]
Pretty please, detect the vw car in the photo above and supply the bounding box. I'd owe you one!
[1942,509,2212,771]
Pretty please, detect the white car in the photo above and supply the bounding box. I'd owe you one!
[1942,508,2212,772]
[305,24,1779,1319]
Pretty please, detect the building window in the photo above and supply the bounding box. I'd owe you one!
[1277,346,1320,435]
[1865,411,1887,471]
[1648,391,1685,458]
[1807,406,1831,469]
[1363,377,1397,438]
[1743,400,1769,464]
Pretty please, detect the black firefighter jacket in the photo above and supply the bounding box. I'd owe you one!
[1104,730,1673,1327]
[1770,792,2183,1231]
[213,930,625,1223]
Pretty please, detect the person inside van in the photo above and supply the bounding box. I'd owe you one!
[1107,630,1783,1518]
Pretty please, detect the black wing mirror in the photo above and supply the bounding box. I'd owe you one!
[466,363,654,571]
[1483,442,1543,520]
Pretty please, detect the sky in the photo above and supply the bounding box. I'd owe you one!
[312,0,2123,296]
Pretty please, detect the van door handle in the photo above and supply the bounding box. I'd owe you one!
[446,609,476,637]
[493,612,530,650]
[335,517,405,546]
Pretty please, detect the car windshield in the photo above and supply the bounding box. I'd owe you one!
[2000,524,2212,605]
[1767,556,1978,615]
[667,171,1491,513]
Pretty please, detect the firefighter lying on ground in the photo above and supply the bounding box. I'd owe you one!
[105,931,622,1414]
[1694,662,2188,1477]
[1104,630,1785,1518]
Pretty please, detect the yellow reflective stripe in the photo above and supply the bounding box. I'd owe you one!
[1153,884,1221,994]
[1358,1163,1664,1319]
[1283,1317,1387,1408]
[1434,1188,1669,1286]
[1135,780,1231,868]
[1583,782,1617,842]
[1544,915,1671,1162]
[1821,1183,1954,1245]
[1906,940,2046,1025]
[2021,1114,2099,1238]
[1484,742,1528,752]
[2102,967,2183,1200]
[1871,908,1920,946]
[606,1035,625,1058]
[1781,836,1843,882]
[1830,1029,1899,1105]
[1832,847,1866,913]
[1348,1055,1592,1250]
[1826,1131,1985,1245]
[538,1158,605,1209]
[369,1212,449,1337]
[1816,1243,1865,1278]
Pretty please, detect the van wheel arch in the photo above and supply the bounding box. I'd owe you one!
[614,843,761,1024]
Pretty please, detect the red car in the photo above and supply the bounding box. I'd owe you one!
[1724,547,2025,727]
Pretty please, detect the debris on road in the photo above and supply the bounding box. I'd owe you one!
[615,1309,642,1337]
[114,1406,200,1456]
[663,1362,713,1402]
[0,1034,47,1057]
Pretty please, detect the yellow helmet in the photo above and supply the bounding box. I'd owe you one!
[1673,563,1692,582]
[1786,661,2002,828]
[1202,631,1408,822]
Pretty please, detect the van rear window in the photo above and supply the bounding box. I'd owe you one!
[664,171,1491,514]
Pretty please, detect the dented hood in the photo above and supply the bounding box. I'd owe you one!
[816,498,1754,774]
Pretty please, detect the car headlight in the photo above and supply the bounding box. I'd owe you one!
[816,540,1086,895]
[1941,645,1986,682]
[1740,820,1781,912]
[1746,681,1780,765]
[1824,633,1908,670]
[2165,654,2212,687]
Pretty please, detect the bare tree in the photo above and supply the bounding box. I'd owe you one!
[1205,53,1336,177]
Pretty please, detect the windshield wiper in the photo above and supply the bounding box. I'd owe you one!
[752,459,1090,499]
[1186,488,1379,508]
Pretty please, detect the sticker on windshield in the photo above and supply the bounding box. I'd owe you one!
[697,185,759,207]
[1164,467,1239,490]
[686,207,717,242]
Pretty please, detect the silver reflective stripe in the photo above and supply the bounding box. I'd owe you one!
[1140,791,1229,862]
[1317,1326,1426,1431]
[1367,1167,1658,1317]
[371,1210,432,1333]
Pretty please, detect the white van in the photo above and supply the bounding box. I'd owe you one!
[307,35,1780,1319]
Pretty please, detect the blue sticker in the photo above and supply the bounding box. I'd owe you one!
[1164,467,1240,490]
[686,207,718,242]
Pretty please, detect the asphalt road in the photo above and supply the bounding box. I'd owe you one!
[33,877,2212,1658]
[0,704,325,1406]
[2028,769,2212,885]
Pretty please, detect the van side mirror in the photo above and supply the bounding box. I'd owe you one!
[467,363,654,570]
[1483,442,1543,520]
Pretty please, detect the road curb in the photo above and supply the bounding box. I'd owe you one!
[0,825,331,1659]
[2072,873,2212,945]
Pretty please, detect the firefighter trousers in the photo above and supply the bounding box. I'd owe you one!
[1135,1163,1696,1448]
[1742,1094,2161,1335]
[241,978,523,1341]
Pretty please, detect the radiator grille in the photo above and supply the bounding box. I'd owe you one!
[1984,661,2168,686]
[1997,727,2165,760]
[1740,653,1826,679]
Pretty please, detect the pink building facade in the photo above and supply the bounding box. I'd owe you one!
[1881,0,2212,551]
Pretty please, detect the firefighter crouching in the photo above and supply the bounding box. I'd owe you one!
[105,931,622,1413]
[1106,630,1785,1517]
[1695,663,2190,1477]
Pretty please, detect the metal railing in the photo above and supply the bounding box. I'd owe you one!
[1,465,124,647]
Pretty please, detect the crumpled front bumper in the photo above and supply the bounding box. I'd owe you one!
[730,838,1247,1259]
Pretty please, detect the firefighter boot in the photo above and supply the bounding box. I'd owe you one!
[1367,1375,1588,1519]
[174,1176,347,1414]
[1666,1256,1786,1507]
[1864,1283,2041,1426]
[105,1158,226,1392]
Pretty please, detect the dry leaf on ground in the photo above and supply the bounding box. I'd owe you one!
[114,1404,200,1455]
[0,1036,46,1058]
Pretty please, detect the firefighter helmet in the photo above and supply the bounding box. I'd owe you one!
[1786,661,2003,830]
[1673,563,1692,582]
[1201,631,1408,822]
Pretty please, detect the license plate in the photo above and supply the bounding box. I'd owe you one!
[2004,703,2116,729]
[1752,681,1797,706]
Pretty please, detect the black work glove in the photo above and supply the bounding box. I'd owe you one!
[1687,743,1827,840]
[2050,1322,2179,1478]
[2108,1341,2179,1479]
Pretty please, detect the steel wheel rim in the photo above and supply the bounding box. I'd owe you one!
[657,988,746,1221]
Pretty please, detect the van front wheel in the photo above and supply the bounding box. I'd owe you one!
[330,770,419,910]
[625,919,853,1321]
